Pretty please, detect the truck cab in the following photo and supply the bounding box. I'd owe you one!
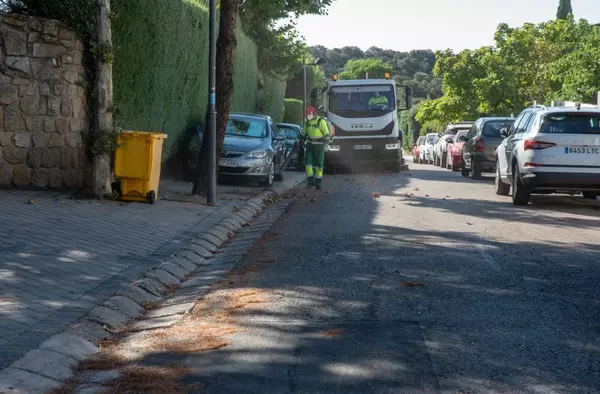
[322,75,412,172]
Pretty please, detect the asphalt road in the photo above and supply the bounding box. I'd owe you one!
[167,160,600,393]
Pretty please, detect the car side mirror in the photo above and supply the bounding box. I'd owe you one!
[458,135,467,142]
[500,128,508,138]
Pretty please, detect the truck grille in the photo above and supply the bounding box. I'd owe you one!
[332,121,395,137]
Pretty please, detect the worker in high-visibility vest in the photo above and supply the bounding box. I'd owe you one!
[299,106,330,189]
[368,91,388,107]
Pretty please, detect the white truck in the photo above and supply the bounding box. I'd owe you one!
[320,74,413,172]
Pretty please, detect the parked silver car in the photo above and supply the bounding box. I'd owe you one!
[219,113,287,186]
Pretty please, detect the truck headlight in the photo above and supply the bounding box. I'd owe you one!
[246,149,267,159]
[328,145,341,152]
[385,143,400,150]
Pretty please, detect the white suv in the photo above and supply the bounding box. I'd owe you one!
[422,133,438,164]
[495,105,600,205]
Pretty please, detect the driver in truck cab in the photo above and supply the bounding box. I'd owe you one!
[300,106,330,190]
[368,91,388,107]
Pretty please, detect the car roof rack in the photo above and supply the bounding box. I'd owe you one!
[529,104,547,110]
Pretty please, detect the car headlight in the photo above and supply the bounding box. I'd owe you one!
[246,150,268,159]
[385,143,400,150]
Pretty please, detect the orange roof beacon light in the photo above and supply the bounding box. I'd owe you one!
[384,72,391,80]
[332,74,338,81]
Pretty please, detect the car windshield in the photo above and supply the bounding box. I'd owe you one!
[483,120,514,137]
[225,116,266,138]
[418,138,425,145]
[454,130,468,141]
[447,126,471,135]
[540,113,600,135]
[278,125,300,140]
[426,135,435,143]
[329,84,396,116]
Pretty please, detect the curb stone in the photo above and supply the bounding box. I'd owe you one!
[0,177,303,394]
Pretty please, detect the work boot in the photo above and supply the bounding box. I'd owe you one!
[315,178,322,190]
[306,176,315,188]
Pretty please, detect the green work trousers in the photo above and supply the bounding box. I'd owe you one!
[305,142,325,187]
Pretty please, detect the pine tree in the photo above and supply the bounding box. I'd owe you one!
[557,0,573,20]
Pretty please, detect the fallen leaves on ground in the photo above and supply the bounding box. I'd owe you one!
[370,192,381,198]
[310,196,318,202]
[105,365,198,394]
[319,328,344,337]
[400,281,425,287]
[467,222,474,225]
[424,194,430,197]
[26,198,35,205]
[414,187,420,192]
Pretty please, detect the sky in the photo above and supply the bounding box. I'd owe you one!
[296,0,600,52]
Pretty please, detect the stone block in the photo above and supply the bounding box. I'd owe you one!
[61,146,74,169]
[133,277,167,296]
[1,24,27,56]
[178,249,206,265]
[21,96,47,116]
[13,131,31,148]
[0,162,14,185]
[186,243,213,259]
[43,19,59,35]
[48,168,62,188]
[56,117,70,134]
[103,296,144,319]
[158,261,187,280]
[12,77,30,85]
[28,31,40,43]
[0,73,10,84]
[53,82,67,96]
[88,306,129,330]
[31,58,62,79]
[30,18,43,32]
[63,70,79,83]
[42,147,60,168]
[207,227,231,242]
[77,86,85,97]
[39,82,51,96]
[0,132,13,146]
[33,42,67,57]
[26,116,45,132]
[0,84,19,105]
[0,367,60,394]
[32,169,48,187]
[145,269,180,287]
[132,315,181,331]
[44,118,56,132]
[39,332,98,361]
[18,84,28,97]
[48,132,64,147]
[66,320,110,342]
[118,284,161,305]
[63,168,77,188]
[12,348,76,381]
[32,131,49,148]
[13,165,30,186]
[70,118,85,133]
[73,97,85,118]
[192,238,218,254]
[5,102,26,131]
[27,148,42,168]
[199,232,224,248]
[6,56,31,74]
[61,96,73,116]
[171,256,198,274]
[3,146,27,164]
[48,96,61,116]
[1,14,28,27]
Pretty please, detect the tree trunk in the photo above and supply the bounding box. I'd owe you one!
[92,0,113,198]
[192,0,240,195]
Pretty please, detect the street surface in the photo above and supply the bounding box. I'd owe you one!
[142,161,600,393]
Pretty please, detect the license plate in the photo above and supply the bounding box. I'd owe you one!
[354,144,372,150]
[219,159,238,167]
[565,147,600,154]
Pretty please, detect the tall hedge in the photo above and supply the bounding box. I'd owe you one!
[400,102,423,151]
[282,99,303,125]
[112,0,270,159]
[260,75,286,122]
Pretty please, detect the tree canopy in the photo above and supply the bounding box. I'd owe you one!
[557,0,573,20]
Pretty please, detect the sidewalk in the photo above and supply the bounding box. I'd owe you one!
[0,172,304,370]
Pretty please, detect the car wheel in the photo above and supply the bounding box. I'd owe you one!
[440,153,446,168]
[512,166,531,206]
[495,164,510,196]
[471,160,482,179]
[461,159,469,177]
[274,163,284,181]
[260,162,274,187]
[582,191,598,199]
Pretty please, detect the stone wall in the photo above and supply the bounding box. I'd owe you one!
[0,13,89,189]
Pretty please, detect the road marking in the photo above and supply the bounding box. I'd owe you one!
[476,244,500,272]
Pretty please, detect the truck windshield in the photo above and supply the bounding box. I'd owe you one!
[329,84,395,117]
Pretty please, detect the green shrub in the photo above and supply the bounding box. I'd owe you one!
[283,98,303,125]
[260,74,287,121]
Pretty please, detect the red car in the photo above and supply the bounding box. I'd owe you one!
[446,130,469,171]
[412,136,424,162]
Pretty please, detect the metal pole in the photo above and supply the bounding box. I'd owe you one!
[302,54,307,128]
[206,0,217,205]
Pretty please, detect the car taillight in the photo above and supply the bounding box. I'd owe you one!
[524,140,556,150]
[475,138,484,152]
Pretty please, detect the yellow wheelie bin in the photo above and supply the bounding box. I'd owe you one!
[114,131,168,204]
